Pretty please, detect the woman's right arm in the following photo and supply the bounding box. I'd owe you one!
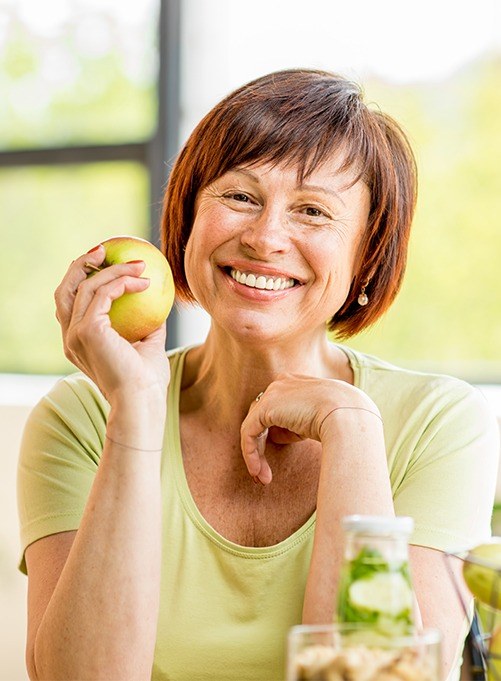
[24,245,170,680]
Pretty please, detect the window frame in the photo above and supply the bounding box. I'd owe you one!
[0,0,182,348]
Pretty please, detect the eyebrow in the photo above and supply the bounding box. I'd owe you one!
[230,168,346,207]
[298,183,346,208]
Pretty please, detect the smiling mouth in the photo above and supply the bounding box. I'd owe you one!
[225,267,300,291]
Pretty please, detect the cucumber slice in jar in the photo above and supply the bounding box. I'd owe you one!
[349,572,413,616]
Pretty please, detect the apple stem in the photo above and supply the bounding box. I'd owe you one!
[84,262,103,272]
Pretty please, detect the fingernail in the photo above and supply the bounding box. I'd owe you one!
[126,260,144,264]
[86,244,102,253]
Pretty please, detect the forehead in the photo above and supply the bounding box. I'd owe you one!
[222,151,368,197]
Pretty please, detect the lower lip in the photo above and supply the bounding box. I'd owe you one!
[221,269,301,301]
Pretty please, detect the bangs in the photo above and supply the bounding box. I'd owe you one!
[194,70,372,190]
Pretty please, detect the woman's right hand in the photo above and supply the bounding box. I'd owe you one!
[54,244,170,407]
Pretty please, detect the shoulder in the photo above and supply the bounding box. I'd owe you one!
[27,346,192,433]
[20,373,110,471]
[339,344,499,446]
[341,344,487,406]
[31,372,109,427]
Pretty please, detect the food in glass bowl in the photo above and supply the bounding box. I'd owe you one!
[287,624,441,681]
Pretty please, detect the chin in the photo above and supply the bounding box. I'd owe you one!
[220,312,297,346]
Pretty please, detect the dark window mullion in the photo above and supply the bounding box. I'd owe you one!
[151,0,181,349]
[0,142,149,167]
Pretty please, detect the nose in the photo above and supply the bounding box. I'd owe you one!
[240,207,291,258]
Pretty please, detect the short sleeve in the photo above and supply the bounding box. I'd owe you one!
[17,374,109,573]
[393,382,500,552]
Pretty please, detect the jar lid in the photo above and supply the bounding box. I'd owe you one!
[342,515,414,535]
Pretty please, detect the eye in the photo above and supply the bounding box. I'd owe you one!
[225,192,252,203]
[300,204,330,219]
[304,206,323,217]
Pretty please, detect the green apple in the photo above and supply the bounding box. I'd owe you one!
[88,235,175,343]
[463,540,501,609]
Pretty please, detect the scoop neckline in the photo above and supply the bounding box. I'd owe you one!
[167,346,324,559]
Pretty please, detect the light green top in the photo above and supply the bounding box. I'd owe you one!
[17,345,499,680]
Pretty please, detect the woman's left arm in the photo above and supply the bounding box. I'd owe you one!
[300,405,393,621]
[304,409,470,680]
[239,374,496,679]
[240,374,395,618]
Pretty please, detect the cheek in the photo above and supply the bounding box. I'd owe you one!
[183,222,207,297]
[183,212,226,295]
[308,232,357,279]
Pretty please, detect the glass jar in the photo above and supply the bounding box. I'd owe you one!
[336,515,416,636]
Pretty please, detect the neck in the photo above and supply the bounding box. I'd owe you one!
[179,324,351,428]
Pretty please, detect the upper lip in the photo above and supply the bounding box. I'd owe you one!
[220,261,306,284]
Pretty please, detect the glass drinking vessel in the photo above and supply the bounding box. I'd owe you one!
[337,515,417,636]
[287,623,441,681]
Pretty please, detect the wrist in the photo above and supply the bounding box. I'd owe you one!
[107,395,167,451]
[108,384,167,415]
[318,404,383,441]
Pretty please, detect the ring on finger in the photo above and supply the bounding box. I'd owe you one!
[255,391,264,402]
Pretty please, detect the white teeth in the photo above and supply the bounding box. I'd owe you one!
[230,268,295,290]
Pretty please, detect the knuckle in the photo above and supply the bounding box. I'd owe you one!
[54,286,64,306]
[93,285,111,304]
[62,339,74,360]
[76,323,94,344]
[65,328,77,350]
[66,325,86,350]
[76,278,90,294]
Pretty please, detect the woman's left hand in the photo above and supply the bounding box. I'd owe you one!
[240,373,381,484]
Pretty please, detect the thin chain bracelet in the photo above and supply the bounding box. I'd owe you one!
[319,406,383,434]
[105,434,163,453]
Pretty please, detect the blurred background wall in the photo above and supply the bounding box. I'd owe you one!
[1,0,500,678]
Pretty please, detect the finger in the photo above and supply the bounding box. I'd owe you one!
[132,321,168,361]
[71,260,147,326]
[135,320,166,342]
[74,274,150,330]
[268,426,303,445]
[54,245,105,333]
[65,275,150,360]
[241,410,273,484]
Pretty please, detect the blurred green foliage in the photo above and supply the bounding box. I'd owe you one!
[0,3,499,379]
[0,7,157,147]
[0,163,149,373]
[346,59,501,381]
[0,4,154,374]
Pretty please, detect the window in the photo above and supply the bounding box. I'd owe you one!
[0,0,182,375]
[1,0,500,382]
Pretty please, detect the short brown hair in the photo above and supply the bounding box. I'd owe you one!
[161,68,417,338]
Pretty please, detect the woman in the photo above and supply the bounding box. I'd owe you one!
[18,69,499,680]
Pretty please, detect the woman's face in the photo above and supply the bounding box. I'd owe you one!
[184,153,370,344]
